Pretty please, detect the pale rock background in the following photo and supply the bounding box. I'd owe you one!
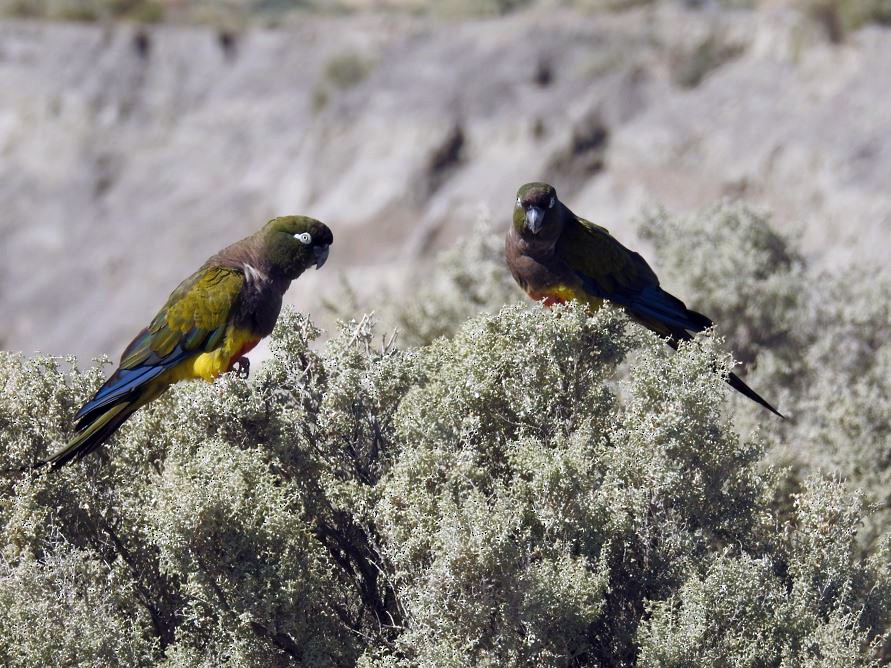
[1,3,890,360]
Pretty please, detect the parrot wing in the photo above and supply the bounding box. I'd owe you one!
[557,215,712,335]
[74,266,245,426]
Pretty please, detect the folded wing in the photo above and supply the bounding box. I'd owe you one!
[557,216,711,336]
[44,267,246,467]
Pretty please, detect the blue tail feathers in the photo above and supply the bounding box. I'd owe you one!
[631,286,713,333]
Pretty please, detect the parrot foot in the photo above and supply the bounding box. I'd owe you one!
[233,356,250,379]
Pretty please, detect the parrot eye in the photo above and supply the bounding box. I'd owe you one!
[516,197,522,208]
[294,232,312,245]
[549,196,555,209]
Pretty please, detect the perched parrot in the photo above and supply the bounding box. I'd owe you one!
[35,215,333,469]
[505,182,783,418]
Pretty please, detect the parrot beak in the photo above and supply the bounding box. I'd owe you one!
[313,244,329,270]
[525,206,545,234]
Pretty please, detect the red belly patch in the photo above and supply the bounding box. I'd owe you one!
[228,339,260,370]
[528,289,569,308]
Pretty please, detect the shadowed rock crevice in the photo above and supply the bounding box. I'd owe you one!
[546,110,609,192]
[217,29,238,61]
[423,122,466,199]
[533,55,553,87]
[92,151,121,200]
[132,28,150,59]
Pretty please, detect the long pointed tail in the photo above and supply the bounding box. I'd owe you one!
[21,381,166,471]
[726,371,785,419]
[2,401,137,474]
[662,333,784,419]
[41,400,140,469]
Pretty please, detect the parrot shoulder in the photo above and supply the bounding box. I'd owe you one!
[557,215,660,297]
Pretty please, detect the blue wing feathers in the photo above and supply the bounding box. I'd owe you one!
[575,272,711,332]
[74,366,165,424]
[77,323,219,425]
[74,344,192,426]
[632,286,712,332]
[120,328,151,363]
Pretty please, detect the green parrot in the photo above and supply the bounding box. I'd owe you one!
[505,182,783,418]
[34,215,333,469]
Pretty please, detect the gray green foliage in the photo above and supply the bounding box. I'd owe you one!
[668,32,745,89]
[4,0,891,28]
[1,0,163,21]
[638,479,887,667]
[312,51,375,114]
[640,204,891,549]
[322,52,374,90]
[2,203,891,665]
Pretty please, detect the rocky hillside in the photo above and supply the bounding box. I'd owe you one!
[2,4,891,359]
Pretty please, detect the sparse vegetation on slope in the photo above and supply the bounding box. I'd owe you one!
[4,0,891,30]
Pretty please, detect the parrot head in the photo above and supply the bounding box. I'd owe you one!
[261,215,334,279]
[513,182,559,237]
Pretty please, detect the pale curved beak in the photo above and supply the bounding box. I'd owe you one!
[313,245,330,270]
[525,206,545,234]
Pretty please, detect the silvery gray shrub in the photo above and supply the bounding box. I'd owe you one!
[1,204,888,666]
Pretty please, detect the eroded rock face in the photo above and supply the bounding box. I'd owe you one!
[2,7,890,358]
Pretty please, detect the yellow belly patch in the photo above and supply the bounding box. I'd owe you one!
[163,326,260,384]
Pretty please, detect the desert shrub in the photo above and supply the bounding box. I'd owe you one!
[322,52,374,90]
[640,203,891,554]
[797,270,891,547]
[638,479,887,667]
[2,203,891,665]
[0,542,160,666]
[386,219,524,347]
[638,204,810,370]
[668,33,746,89]
[371,307,787,665]
[1,0,163,21]
[310,51,375,115]
[797,0,891,42]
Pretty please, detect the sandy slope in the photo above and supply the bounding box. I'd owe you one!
[2,5,890,359]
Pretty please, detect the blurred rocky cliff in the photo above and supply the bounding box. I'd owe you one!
[2,3,891,358]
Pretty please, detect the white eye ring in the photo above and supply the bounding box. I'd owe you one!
[549,196,555,209]
[516,197,522,208]
[294,232,312,245]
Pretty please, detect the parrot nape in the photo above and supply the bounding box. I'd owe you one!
[505,182,783,418]
[34,215,333,469]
